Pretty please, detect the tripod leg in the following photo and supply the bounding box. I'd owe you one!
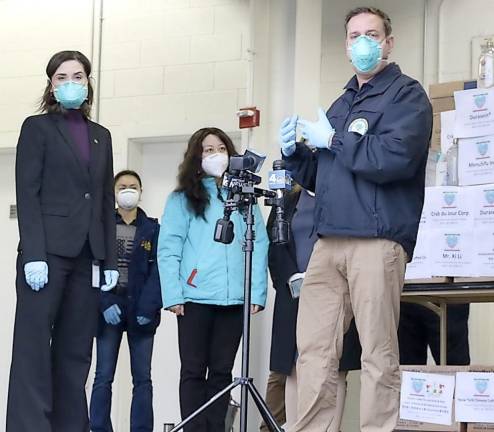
[170,379,240,432]
[247,381,285,432]
[240,382,248,432]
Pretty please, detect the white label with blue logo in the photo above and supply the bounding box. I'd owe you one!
[426,186,475,229]
[400,371,455,425]
[454,87,494,138]
[458,135,494,186]
[455,371,494,422]
[420,187,475,276]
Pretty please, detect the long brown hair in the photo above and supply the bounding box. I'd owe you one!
[39,50,94,119]
[176,127,237,218]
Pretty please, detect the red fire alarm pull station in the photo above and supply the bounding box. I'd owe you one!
[237,106,260,129]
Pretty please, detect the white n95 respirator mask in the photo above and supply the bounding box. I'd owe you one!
[116,189,140,210]
[202,153,229,178]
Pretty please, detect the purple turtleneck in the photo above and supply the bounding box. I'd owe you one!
[64,109,90,165]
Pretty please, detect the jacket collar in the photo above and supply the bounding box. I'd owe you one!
[344,62,402,98]
[116,207,149,227]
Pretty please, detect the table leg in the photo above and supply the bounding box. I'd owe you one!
[439,302,448,365]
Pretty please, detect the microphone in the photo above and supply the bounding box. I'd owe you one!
[268,160,292,194]
[267,160,292,244]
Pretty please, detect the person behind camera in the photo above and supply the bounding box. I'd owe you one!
[157,127,268,432]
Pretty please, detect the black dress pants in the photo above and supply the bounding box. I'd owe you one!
[177,302,243,432]
[399,302,470,365]
[7,244,99,432]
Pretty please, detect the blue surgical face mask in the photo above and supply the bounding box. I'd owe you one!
[348,35,385,74]
[53,81,88,109]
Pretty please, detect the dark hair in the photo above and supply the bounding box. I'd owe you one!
[176,127,237,218]
[114,170,143,188]
[39,50,94,119]
[345,7,392,37]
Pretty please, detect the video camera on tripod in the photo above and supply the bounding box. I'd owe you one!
[213,148,292,245]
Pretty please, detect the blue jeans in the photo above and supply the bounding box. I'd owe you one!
[89,324,154,432]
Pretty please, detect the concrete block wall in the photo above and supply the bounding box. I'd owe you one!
[0,0,250,165]
[97,0,249,171]
[0,0,92,147]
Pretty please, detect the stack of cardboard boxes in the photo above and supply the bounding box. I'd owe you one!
[429,81,476,152]
[396,365,494,431]
[404,80,494,284]
[398,80,494,431]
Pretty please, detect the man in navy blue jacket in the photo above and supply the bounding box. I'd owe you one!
[90,170,162,432]
[279,7,432,432]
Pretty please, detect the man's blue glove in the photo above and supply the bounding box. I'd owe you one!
[24,261,48,291]
[103,304,122,325]
[298,108,335,150]
[101,270,119,292]
[137,316,152,326]
[279,115,298,157]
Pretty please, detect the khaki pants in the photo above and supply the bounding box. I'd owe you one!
[260,371,287,431]
[291,237,407,432]
[286,367,347,432]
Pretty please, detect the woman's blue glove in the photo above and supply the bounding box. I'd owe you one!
[137,316,152,326]
[279,115,298,157]
[101,270,119,292]
[298,108,335,150]
[24,261,48,291]
[103,304,122,325]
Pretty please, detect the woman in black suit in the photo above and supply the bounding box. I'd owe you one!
[7,51,118,432]
[263,186,361,431]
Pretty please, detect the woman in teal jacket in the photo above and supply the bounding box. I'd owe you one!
[158,127,268,432]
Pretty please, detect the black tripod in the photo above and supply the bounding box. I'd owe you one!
[169,197,284,432]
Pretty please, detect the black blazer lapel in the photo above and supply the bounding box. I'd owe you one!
[88,121,103,182]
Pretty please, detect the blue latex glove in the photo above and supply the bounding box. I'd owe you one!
[101,270,119,292]
[137,316,152,326]
[298,108,335,150]
[278,115,298,157]
[103,304,122,325]
[24,261,48,291]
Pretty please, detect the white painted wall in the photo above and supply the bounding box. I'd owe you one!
[1,0,494,430]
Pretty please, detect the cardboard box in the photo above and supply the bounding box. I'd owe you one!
[458,136,494,186]
[429,81,477,99]
[432,113,441,151]
[398,366,494,431]
[454,277,494,283]
[432,97,455,114]
[401,366,494,376]
[440,110,456,155]
[405,277,453,285]
[399,366,465,431]
[467,423,494,431]
[395,417,465,431]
